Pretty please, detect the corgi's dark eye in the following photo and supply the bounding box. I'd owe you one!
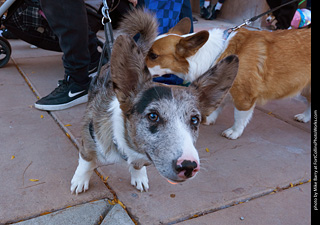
[191,116,200,126]
[149,52,159,60]
[148,113,160,122]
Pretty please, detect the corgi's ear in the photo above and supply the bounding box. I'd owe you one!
[176,31,209,58]
[190,55,239,118]
[110,35,151,111]
[168,17,191,35]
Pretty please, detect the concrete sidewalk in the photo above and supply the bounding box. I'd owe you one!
[0,16,311,225]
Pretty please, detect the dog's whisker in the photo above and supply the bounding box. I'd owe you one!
[199,158,210,165]
[200,166,209,172]
[152,86,161,99]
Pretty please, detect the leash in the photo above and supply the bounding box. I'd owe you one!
[223,0,300,39]
[96,1,135,77]
[96,0,114,77]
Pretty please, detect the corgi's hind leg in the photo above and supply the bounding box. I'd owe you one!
[294,103,311,123]
[294,85,311,123]
[222,105,255,140]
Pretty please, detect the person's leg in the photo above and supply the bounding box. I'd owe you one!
[275,0,298,29]
[307,0,311,9]
[216,0,225,9]
[199,0,205,7]
[35,0,98,110]
[266,0,298,29]
[179,0,193,33]
[266,0,281,18]
[209,0,226,20]
[144,0,184,34]
[87,30,100,74]
[109,0,131,29]
[201,0,211,18]
[40,0,91,86]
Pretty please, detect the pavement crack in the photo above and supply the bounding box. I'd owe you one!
[94,168,138,225]
[166,179,311,225]
[256,106,310,133]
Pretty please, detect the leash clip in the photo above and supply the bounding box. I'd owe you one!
[232,19,252,32]
[102,0,112,25]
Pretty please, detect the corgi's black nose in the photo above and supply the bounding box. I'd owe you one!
[175,160,199,179]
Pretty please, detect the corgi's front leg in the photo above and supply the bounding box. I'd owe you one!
[203,105,223,125]
[71,153,96,194]
[129,165,149,192]
[222,106,255,140]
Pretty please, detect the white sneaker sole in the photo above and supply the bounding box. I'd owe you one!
[34,94,88,111]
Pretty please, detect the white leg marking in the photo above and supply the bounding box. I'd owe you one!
[129,165,149,192]
[294,103,311,123]
[204,105,223,125]
[222,106,255,140]
[71,153,96,195]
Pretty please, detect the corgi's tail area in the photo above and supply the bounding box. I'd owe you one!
[89,9,158,97]
[118,8,159,55]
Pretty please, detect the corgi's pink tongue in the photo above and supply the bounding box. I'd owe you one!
[166,179,178,185]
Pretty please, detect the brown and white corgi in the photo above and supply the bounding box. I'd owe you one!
[146,18,311,139]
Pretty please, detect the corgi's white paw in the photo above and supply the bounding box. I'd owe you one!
[130,166,149,192]
[70,154,95,195]
[203,117,216,126]
[294,113,310,123]
[294,104,311,123]
[70,172,92,194]
[203,108,222,125]
[222,127,242,140]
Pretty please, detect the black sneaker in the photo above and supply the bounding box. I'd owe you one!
[34,76,89,111]
[209,4,221,20]
[201,6,212,19]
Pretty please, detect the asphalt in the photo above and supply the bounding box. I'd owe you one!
[0,15,311,225]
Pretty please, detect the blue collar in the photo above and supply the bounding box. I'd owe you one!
[223,28,233,40]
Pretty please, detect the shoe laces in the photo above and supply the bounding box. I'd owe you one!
[51,78,70,96]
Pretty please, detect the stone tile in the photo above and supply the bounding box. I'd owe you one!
[0,60,35,110]
[0,67,112,224]
[97,104,310,224]
[193,17,236,32]
[13,55,64,98]
[101,204,135,225]
[12,55,87,145]
[15,199,111,225]
[51,105,87,145]
[257,98,311,132]
[179,182,311,225]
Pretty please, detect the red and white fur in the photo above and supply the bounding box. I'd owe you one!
[146,18,311,139]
